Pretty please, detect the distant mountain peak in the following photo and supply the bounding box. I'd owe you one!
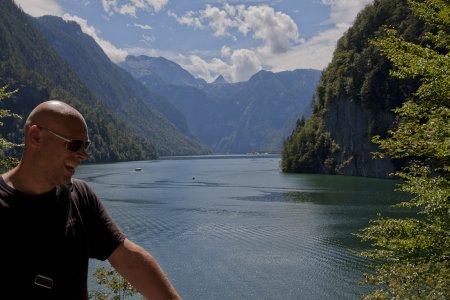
[125,55,169,64]
[212,74,228,85]
[121,54,199,87]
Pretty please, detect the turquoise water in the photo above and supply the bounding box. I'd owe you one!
[76,155,405,300]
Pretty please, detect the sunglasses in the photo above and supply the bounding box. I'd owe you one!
[40,126,91,152]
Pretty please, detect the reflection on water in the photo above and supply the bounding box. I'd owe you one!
[76,155,408,300]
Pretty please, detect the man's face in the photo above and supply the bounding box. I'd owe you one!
[38,120,89,185]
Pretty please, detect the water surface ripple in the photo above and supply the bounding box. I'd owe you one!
[76,156,404,300]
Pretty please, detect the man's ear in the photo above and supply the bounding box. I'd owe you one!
[27,125,43,148]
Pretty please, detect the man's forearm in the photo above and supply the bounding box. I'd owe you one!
[108,239,181,300]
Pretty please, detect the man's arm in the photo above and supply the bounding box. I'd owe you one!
[108,238,181,300]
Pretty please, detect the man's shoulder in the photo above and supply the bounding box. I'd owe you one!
[70,178,89,189]
[67,178,107,216]
[68,178,97,202]
[0,174,12,197]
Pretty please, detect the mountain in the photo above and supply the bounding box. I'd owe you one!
[0,0,157,163]
[281,0,424,178]
[212,75,228,85]
[122,55,200,88]
[32,15,209,156]
[202,69,322,153]
[120,55,322,154]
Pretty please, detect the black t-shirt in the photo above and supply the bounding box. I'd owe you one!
[0,177,126,300]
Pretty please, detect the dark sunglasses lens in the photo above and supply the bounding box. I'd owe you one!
[67,140,88,152]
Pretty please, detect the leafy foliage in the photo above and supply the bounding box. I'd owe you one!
[357,0,450,298]
[89,267,143,300]
[0,85,21,171]
[281,115,339,173]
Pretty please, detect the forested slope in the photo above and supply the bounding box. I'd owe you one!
[281,0,424,178]
[0,0,159,162]
[33,16,209,156]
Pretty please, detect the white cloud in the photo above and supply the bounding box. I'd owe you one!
[140,33,155,44]
[167,10,204,28]
[102,0,116,16]
[261,0,374,72]
[129,1,375,82]
[118,4,138,17]
[13,0,64,17]
[322,0,373,26]
[240,5,301,54]
[184,55,226,82]
[133,23,152,30]
[265,25,347,71]
[201,4,238,38]
[170,4,300,55]
[102,0,168,17]
[228,49,262,82]
[125,46,160,58]
[176,48,261,83]
[62,14,128,63]
[221,46,232,58]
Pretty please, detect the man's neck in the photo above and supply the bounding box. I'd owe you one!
[2,166,56,195]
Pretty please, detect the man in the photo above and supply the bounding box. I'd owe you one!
[0,100,181,299]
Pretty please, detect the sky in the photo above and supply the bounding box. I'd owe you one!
[14,0,373,83]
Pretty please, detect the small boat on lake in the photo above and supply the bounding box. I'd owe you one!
[134,168,142,172]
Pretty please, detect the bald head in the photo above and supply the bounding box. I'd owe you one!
[26,100,86,129]
[23,100,89,152]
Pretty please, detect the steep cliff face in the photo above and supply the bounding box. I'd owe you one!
[324,99,395,177]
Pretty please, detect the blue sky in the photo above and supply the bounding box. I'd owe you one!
[14,0,373,82]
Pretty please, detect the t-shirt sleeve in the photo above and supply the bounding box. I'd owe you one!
[71,179,126,261]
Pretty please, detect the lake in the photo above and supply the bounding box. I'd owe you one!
[75,155,405,300]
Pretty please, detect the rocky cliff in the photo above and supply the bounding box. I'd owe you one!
[324,99,396,177]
